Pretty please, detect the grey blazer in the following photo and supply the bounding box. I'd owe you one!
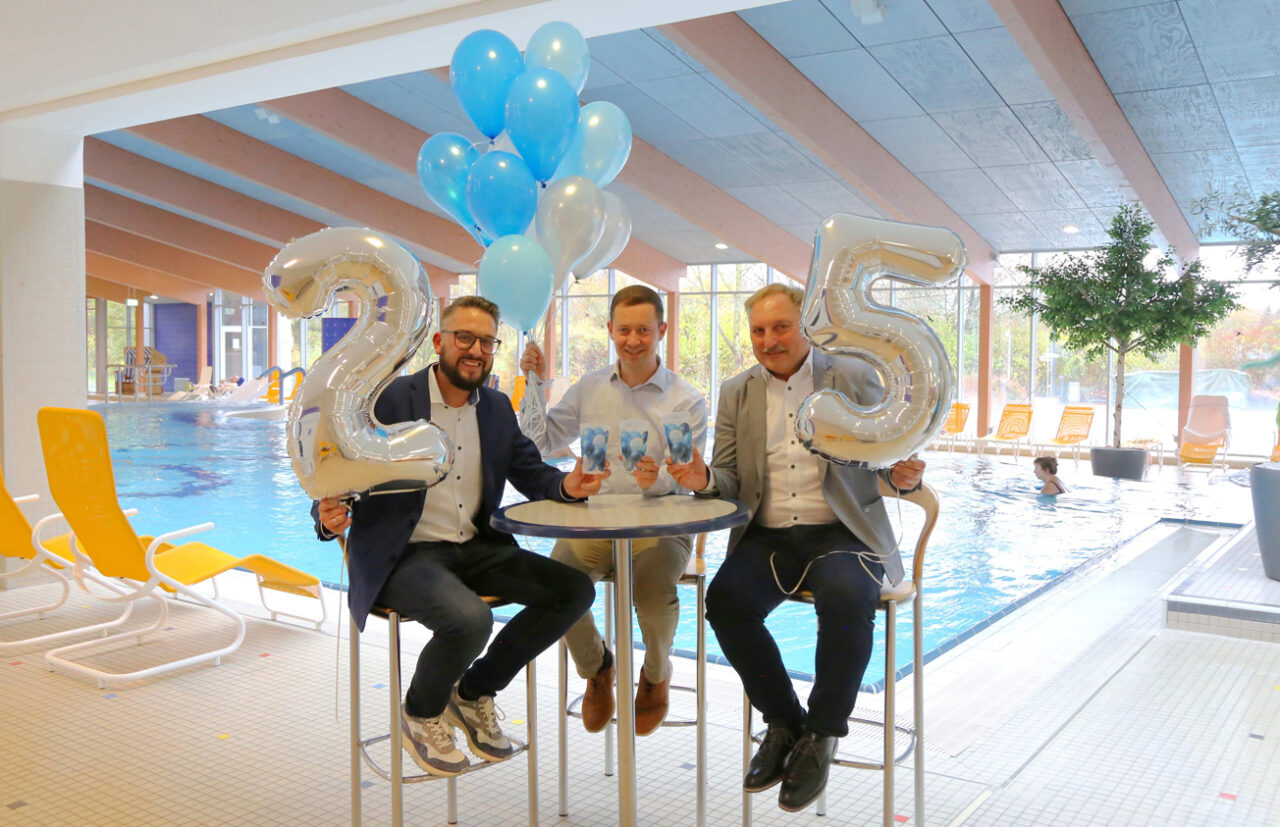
[699,350,905,585]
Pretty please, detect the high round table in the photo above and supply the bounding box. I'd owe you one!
[492,494,750,827]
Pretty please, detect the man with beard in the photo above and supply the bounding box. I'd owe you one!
[314,296,603,777]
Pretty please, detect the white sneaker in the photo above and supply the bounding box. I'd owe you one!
[400,707,469,776]
[444,686,517,762]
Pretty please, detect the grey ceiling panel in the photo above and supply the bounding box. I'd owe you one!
[1060,0,1165,14]
[1179,0,1280,83]
[1055,159,1126,209]
[817,0,945,47]
[715,131,830,185]
[581,84,703,145]
[636,73,772,139]
[1023,209,1109,249]
[792,49,923,122]
[608,182,696,234]
[634,229,749,264]
[1012,101,1093,163]
[725,184,824,226]
[1070,2,1204,94]
[345,76,479,140]
[1149,150,1250,212]
[653,138,771,190]
[962,211,1050,251]
[918,168,1017,214]
[582,58,625,91]
[1115,85,1233,154]
[869,36,1003,113]
[382,72,465,115]
[1237,144,1280,194]
[985,164,1086,212]
[928,0,1004,33]
[955,27,1053,105]
[933,107,1048,167]
[782,178,882,219]
[860,115,974,173]
[590,30,697,84]
[1213,76,1280,148]
[783,224,817,243]
[738,0,861,58]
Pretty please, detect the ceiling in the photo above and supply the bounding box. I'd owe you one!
[51,0,1280,299]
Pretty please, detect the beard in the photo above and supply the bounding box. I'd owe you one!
[439,352,492,392]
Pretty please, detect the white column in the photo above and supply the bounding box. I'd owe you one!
[0,123,86,584]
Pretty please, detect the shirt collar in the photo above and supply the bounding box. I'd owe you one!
[429,364,479,408]
[610,358,670,391]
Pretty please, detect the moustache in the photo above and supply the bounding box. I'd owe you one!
[761,346,788,355]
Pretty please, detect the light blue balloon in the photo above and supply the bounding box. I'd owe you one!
[526,21,590,95]
[477,235,553,332]
[416,133,484,244]
[504,68,581,182]
[450,30,524,139]
[466,151,537,242]
[554,101,632,188]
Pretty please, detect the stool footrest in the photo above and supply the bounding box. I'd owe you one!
[565,683,701,728]
[358,732,528,784]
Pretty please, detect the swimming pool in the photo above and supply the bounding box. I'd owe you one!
[96,402,1250,690]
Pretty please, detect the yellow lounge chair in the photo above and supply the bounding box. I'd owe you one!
[1271,432,1279,463]
[36,407,326,687]
[1037,405,1095,465]
[1178,395,1231,473]
[936,402,970,452]
[979,403,1033,459]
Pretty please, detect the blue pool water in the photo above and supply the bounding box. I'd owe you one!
[97,402,1250,690]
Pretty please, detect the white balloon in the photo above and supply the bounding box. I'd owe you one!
[535,175,605,293]
[571,190,632,282]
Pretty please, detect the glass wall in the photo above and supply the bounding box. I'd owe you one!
[86,298,98,394]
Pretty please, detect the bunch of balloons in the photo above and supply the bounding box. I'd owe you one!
[417,22,634,332]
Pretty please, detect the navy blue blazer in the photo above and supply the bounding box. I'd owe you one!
[313,365,575,631]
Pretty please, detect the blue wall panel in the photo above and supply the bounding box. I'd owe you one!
[155,303,199,392]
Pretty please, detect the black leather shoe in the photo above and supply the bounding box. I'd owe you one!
[743,724,800,792]
[777,731,838,812]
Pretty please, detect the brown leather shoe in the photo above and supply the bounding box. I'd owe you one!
[581,660,615,733]
[634,672,670,736]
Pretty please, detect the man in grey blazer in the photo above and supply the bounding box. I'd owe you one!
[668,283,925,813]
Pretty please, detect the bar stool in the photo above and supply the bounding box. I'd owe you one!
[557,533,710,825]
[742,482,939,827]
[347,579,539,826]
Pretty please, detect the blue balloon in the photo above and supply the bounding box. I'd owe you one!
[504,68,580,182]
[526,21,590,95]
[466,151,537,241]
[416,133,484,244]
[477,235,553,332]
[554,101,632,188]
[450,30,524,139]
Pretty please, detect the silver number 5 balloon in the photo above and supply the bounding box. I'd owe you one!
[263,227,454,499]
[796,213,966,468]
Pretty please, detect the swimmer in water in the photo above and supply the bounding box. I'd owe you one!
[1033,456,1065,496]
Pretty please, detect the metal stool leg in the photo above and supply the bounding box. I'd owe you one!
[558,641,569,817]
[447,777,457,825]
[914,591,925,827]
[388,612,404,827]
[884,601,896,827]
[526,658,538,826]
[742,694,752,827]
[603,584,615,778]
[350,609,362,827]
[696,575,707,827]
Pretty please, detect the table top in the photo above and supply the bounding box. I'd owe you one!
[491,494,751,540]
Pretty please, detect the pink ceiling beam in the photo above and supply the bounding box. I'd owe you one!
[86,221,262,298]
[661,14,996,284]
[83,140,459,292]
[261,88,683,292]
[85,275,131,304]
[990,0,1198,258]
[86,252,210,305]
[127,116,482,269]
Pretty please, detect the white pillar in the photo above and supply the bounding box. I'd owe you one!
[0,123,86,584]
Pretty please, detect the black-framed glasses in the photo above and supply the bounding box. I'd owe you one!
[442,329,502,354]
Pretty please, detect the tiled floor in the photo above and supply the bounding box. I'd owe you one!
[2,524,1278,826]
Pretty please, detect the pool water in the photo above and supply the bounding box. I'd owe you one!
[97,403,1251,690]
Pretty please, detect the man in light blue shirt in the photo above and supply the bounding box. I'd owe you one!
[520,285,707,735]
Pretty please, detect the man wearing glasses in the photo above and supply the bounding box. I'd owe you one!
[314,295,603,777]
[518,285,707,736]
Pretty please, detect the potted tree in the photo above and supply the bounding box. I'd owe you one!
[1001,204,1238,480]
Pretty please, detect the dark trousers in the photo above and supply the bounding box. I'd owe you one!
[706,522,883,738]
[377,538,594,719]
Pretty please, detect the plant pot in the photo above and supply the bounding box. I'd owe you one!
[1090,446,1148,480]
[1252,462,1280,582]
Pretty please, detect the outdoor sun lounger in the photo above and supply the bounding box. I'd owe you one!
[979,403,1033,459]
[936,402,970,452]
[36,407,326,687]
[1036,405,1095,465]
[1178,395,1231,473]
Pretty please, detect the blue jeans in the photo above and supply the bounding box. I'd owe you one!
[377,538,594,719]
[706,522,883,738]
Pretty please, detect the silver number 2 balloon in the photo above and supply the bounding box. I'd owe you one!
[796,213,966,468]
[263,227,454,499]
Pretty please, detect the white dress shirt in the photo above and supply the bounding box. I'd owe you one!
[522,360,707,496]
[410,366,484,544]
[758,349,838,528]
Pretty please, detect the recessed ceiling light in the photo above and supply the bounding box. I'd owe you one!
[149,294,158,299]
[1062,224,1080,234]
[714,242,729,250]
